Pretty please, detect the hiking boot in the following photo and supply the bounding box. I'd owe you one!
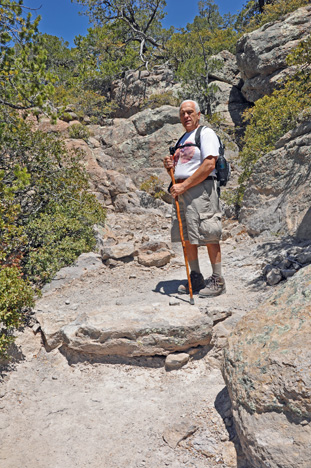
[178,271,205,294]
[199,275,226,297]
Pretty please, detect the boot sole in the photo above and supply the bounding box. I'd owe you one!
[199,287,226,298]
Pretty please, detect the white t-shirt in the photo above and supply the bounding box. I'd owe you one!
[173,126,219,179]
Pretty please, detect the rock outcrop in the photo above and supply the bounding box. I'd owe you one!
[111,64,181,118]
[236,5,311,102]
[223,264,311,468]
[208,50,250,128]
[239,116,311,239]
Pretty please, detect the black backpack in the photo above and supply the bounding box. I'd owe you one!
[172,125,231,191]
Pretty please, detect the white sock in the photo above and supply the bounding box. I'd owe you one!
[189,259,200,274]
[212,263,222,277]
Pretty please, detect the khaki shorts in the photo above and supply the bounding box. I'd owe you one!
[171,178,222,245]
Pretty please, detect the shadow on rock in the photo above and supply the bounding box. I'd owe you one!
[59,345,166,368]
[215,387,249,468]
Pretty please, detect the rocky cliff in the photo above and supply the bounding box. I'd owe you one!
[240,114,311,239]
[236,5,311,102]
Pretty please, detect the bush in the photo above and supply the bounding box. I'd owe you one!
[0,267,34,357]
[0,118,106,354]
[247,0,310,31]
[140,175,166,199]
[68,123,91,141]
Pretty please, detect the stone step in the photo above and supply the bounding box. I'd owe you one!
[36,304,213,358]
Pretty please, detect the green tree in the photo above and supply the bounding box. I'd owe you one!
[0,0,54,114]
[74,0,167,67]
[0,1,106,356]
[165,0,238,114]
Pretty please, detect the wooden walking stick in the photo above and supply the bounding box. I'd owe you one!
[169,167,194,305]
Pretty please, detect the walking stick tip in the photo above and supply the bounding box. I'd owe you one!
[190,297,195,305]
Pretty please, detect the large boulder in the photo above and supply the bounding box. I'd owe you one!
[239,116,311,239]
[93,105,183,184]
[236,5,311,102]
[223,264,311,468]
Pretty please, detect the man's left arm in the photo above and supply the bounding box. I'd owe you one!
[170,156,216,198]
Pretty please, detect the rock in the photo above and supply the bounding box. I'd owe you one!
[130,105,180,136]
[296,250,311,265]
[281,268,296,279]
[266,268,282,285]
[36,304,213,357]
[236,5,311,102]
[101,242,138,261]
[137,250,171,267]
[38,118,69,134]
[223,265,311,468]
[169,298,180,306]
[202,306,232,325]
[111,64,180,118]
[209,50,242,87]
[208,80,249,128]
[163,421,198,448]
[41,252,103,293]
[240,117,311,239]
[165,353,190,371]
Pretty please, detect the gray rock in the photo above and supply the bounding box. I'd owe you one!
[111,64,180,118]
[266,268,282,285]
[163,421,198,448]
[208,50,242,87]
[165,353,190,371]
[240,117,311,239]
[296,250,311,265]
[236,5,311,102]
[223,265,311,468]
[281,269,296,279]
[37,304,213,357]
[208,80,249,128]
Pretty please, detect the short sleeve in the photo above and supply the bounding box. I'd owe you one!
[200,127,220,160]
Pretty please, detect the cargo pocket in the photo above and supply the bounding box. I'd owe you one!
[198,212,222,242]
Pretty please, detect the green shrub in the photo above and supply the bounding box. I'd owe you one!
[0,267,34,357]
[140,175,165,199]
[247,0,310,31]
[0,118,106,354]
[68,123,91,141]
[143,91,179,109]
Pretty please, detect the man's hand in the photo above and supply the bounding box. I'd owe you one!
[163,155,174,172]
[170,183,186,198]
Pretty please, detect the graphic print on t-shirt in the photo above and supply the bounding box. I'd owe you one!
[175,144,195,165]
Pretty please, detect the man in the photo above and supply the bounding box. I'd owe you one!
[163,100,225,297]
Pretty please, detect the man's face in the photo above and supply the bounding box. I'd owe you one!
[179,102,200,132]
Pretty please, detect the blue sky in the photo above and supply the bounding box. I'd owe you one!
[25,0,246,47]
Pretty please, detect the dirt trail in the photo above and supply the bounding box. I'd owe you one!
[0,209,267,468]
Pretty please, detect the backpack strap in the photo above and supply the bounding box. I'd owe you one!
[174,125,204,152]
[194,125,204,149]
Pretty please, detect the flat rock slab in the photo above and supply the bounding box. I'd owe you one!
[36,304,213,358]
